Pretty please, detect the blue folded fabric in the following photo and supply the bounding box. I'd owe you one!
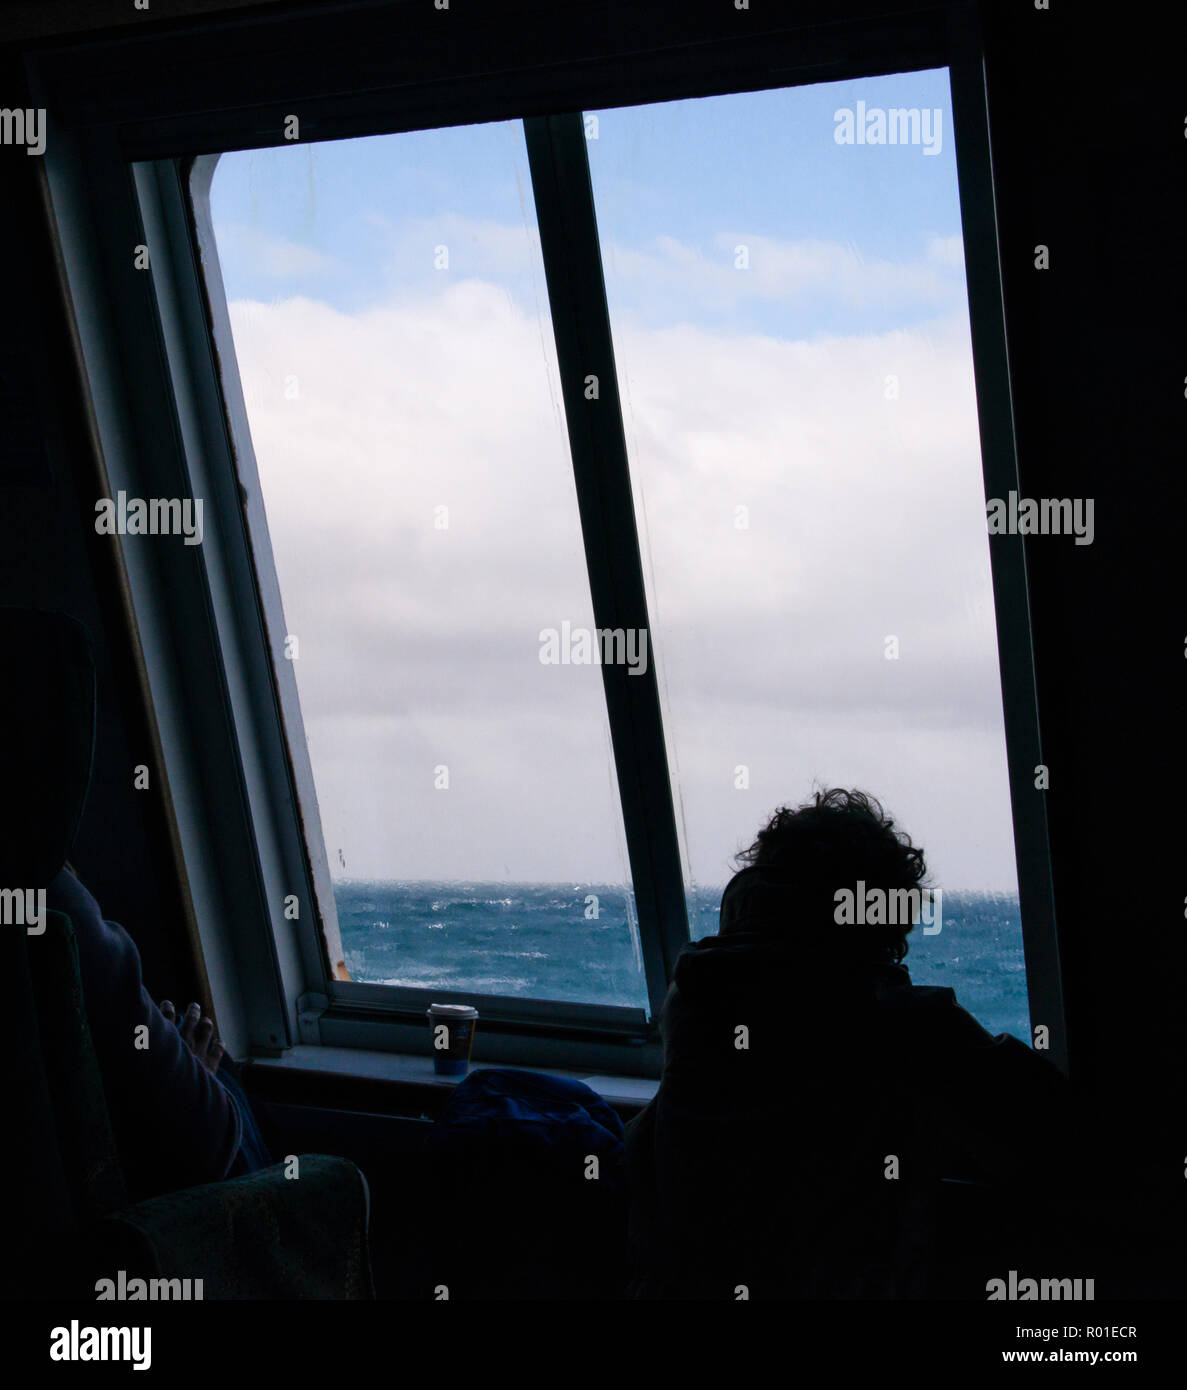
[216,1057,274,1177]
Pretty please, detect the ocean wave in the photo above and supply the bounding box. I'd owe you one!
[336,880,1027,1036]
[369,976,459,989]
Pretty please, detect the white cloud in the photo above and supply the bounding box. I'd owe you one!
[225,255,1016,891]
[377,211,544,281]
[927,234,965,269]
[216,222,340,278]
[601,232,965,319]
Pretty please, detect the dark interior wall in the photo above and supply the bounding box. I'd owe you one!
[0,0,1182,1159]
[979,4,1185,1157]
[0,66,201,1004]
[0,0,284,42]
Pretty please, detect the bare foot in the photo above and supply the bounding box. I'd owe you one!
[161,998,225,1074]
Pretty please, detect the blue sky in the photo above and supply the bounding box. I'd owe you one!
[212,68,965,338]
[204,66,1020,898]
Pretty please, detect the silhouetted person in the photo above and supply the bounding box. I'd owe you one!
[0,603,265,1204]
[624,788,1072,1298]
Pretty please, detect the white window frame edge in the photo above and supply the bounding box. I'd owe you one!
[183,153,347,993]
[37,127,302,1058]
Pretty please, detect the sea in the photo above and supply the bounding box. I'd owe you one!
[336,881,1030,1042]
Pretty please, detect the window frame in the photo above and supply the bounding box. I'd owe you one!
[28,0,1067,1076]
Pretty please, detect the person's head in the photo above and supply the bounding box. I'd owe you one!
[721,787,928,965]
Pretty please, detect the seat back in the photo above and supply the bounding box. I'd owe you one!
[1,607,374,1301]
[29,910,129,1221]
[1,608,103,1296]
[425,1067,630,1297]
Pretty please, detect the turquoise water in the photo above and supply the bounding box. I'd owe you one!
[337,882,1028,1042]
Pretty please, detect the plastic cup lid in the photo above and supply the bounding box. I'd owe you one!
[425,1003,479,1018]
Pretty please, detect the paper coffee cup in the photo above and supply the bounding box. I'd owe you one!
[427,1003,479,1076]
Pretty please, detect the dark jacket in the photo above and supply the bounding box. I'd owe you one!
[47,868,241,1201]
[624,930,1071,1298]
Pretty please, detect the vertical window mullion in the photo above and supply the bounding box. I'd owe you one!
[523,112,689,1018]
[946,29,1068,1074]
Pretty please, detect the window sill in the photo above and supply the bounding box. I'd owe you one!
[244,1043,659,1112]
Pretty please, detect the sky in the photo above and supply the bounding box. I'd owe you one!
[208,66,1022,893]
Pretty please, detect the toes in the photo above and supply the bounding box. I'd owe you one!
[160,1000,175,1022]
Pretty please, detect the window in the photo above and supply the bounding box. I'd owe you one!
[208,124,646,1012]
[585,72,1029,1038]
[204,67,1027,1039]
[38,1,1062,1067]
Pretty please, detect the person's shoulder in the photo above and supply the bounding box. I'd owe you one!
[875,968,958,1013]
[877,972,1001,1047]
[878,979,955,1009]
[46,864,101,920]
[46,866,147,996]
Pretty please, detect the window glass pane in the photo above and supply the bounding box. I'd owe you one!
[208,123,646,1010]
[587,70,1028,1038]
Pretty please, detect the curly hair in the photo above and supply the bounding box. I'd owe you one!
[733,787,929,963]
